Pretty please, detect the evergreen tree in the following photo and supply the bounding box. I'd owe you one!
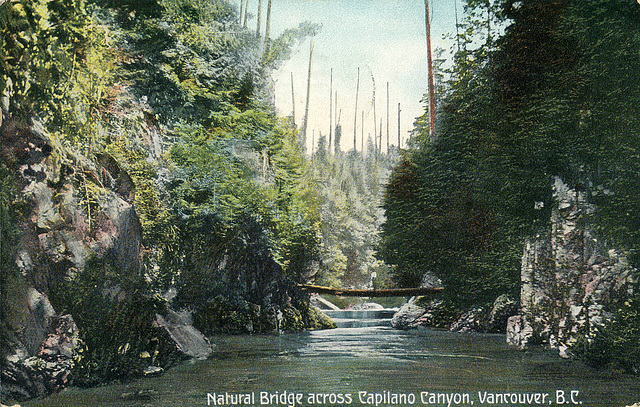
[380,0,640,309]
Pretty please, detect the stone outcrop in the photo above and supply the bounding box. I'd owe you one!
[392,295,517,333]
[447,295,518,333]
[449,307,487,333]
[2,308,80,401]
[1,118,212,402]
[507,177,635,356]
[1,117,143,292]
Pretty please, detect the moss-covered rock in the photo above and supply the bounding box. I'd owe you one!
[305,306,337,330]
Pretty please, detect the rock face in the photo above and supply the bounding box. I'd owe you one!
[2,308,80,401]
[446,295,518,334]
[0,118,211,402]
[0,118,143,401]
[506,177,635,356]
[486,294,519,333]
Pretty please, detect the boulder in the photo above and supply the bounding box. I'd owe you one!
[449,307,486,333]
[486,294,518,333]
[155,310,213,360]
[506,315,533,348]
[391,298,426,330]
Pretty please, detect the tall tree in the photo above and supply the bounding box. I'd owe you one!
[264,0,272,52]
[386,82,390,153]
[256,0,263,36]
[290,72,296,126]
[397,103,401,148]
[353,67,360,151]
[302,39,314,151]
[424,0,436,135]
[243,0,250,27]
[329,68,333,153]
[371,73,378,154]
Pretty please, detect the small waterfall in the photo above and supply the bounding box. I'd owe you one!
[321,309,396,328]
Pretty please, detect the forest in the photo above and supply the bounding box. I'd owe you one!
[0,0,396,393]
[380,0,640,373]
[1,0,640,401]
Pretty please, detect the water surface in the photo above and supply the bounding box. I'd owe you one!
[22,327,640,407]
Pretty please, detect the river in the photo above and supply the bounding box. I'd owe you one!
[21,326,640,407]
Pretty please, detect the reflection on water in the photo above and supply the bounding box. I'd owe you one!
[22,327,640,407]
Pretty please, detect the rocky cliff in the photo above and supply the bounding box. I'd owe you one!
[507,177,635,357]
[0,117,211,402]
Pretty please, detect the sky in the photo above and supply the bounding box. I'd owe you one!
[237,0,461,153]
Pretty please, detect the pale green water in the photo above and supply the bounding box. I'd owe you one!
[22,327,640,407]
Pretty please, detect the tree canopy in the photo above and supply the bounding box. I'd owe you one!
[380,0,640,306]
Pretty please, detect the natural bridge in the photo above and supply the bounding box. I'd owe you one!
[298,284,444,297]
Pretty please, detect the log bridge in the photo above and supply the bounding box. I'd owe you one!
[298,284,444,297]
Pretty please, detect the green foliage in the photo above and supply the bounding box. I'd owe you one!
[1,0,114,150]
[381,0,640,311]
[2,0,328,390]
[194,295,271,334]
[0,162,21,361]
[193,296,335,334]
[305,306,337,330]
[50,258,183,386]
[262,21,321,69]
[573,291,640,374]
[414,298,465,329]
[308,147,396,290]
[280,306,305,332]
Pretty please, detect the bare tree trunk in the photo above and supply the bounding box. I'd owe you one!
[372,76,377,155]
[361,110,364,152]
[302,40,314,152]
[334,91,339,153]
[454,0,461,52]
[264,0,273,53]
[353,67,360,151]
[329,68,333,153]
[243,0,250,28]
[398,102,401,149]
[386,82,390,153]
[256,0,263,36]
[335,107,342,155]
[379,118,383,154]
[425,0,436,136]
[290,72,296,126]
[239,0,244,24]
